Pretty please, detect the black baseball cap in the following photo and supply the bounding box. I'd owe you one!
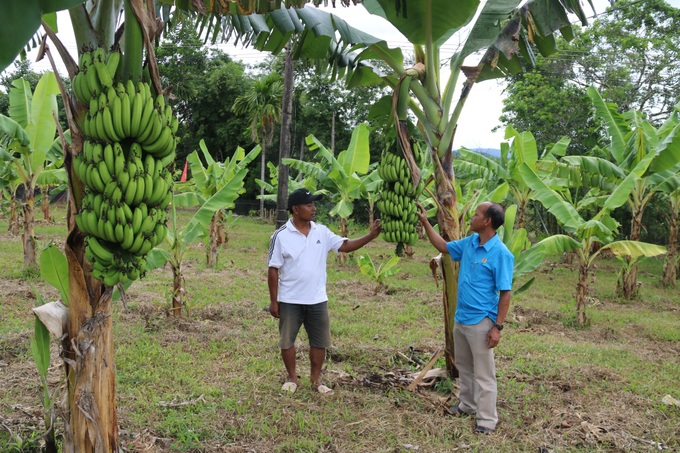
[287,188,323,210]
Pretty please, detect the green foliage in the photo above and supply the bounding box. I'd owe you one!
[568,0,680,122]
[285,124,372,220]
[357,253,400,291]
[39,243,69,304]
[498,60,599,155]
[1,205,679,451]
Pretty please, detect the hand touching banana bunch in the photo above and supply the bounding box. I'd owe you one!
[376,144,424,247]
[72,47,178,287]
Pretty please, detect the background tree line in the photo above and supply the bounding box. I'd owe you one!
[495,0,680,244]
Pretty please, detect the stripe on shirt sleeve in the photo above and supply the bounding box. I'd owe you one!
[268,224,287,264]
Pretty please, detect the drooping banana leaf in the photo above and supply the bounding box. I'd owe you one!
[599,240,666,260]
[519,162,583,232]
[0,115,31,147]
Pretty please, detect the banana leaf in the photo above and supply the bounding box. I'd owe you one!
[40,243,69,304]
[0,114,30,147]
[587,86,631,164]
[337,123,370,177]
[600,240,666,259]
[183,167,248,242]
[519,162,583,232]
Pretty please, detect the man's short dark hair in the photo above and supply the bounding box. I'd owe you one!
[486,203,505,230]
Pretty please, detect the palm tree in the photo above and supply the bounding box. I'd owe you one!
[233,73,283,219]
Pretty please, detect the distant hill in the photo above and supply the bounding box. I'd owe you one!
[453,147,501,158]
[471,148,501,158]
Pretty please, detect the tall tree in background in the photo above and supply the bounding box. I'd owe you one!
[181,53,252,163]
[498,58,599,156]
[568,0,680,123]
[276,46,295,228]
[155,23,210,162]
[500,0,680,152]
[293,64,388,162]
[233,72,283,217]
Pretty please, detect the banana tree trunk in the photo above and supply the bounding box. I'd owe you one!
[22,185,37,269]
[172,262,184,317]
[207,211,224,267]
[662,207,678,287]
[337,217,349,263]
[63,148,119,452]
[620,208,644,298]
[9,195,20,235]
[432,146,460,378]
[260,142,266,219]
[42,189,52,222]
[516,197,527,230]
[576,259,589,326]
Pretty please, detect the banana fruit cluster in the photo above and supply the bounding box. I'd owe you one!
[376,145,424,246]
[72,48,178,287]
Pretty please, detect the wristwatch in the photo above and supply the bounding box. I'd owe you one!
[492,322,504,331]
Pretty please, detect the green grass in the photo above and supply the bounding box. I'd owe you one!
[0,204,678,452]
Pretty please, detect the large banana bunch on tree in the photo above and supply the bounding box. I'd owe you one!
[377,140,425,253]
[377,69,426,256]
[70,46,177,286]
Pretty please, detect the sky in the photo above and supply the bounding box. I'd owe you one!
[13,0,680,150]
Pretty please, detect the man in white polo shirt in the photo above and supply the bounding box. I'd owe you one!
[268,188,381,395]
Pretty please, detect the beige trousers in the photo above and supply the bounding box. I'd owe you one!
[454,318,498,430]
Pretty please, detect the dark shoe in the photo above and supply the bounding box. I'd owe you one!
[473,426,494,435]
[446,404,470,417]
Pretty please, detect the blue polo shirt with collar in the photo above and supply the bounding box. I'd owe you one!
[446,233,514,325]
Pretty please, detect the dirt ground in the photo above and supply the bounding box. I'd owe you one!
[1,221,679,452]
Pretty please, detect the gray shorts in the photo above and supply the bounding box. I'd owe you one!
[278,301,331,349]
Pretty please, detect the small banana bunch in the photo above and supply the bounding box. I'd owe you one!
[71,47,178,287]
[376,145,424,247]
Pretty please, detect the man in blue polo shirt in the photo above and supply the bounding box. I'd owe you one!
[268,189,381,395]
[416,201,514,434]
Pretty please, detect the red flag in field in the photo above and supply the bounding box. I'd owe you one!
[180,160,188,182]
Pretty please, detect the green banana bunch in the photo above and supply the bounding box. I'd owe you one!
[376,143,423,250]
[74,47,179,287]
[73,49,121,106]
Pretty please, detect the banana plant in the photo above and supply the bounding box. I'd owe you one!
[658,178,680,287]
[0,72,61,269]
[284,123,371,240]
[0,157,23,235]
[558,90,680,298]
[519,162,666,325]
[37,131,71,221]
[0,0,602,446]
[151,161,250,316]
[454,127,571,229]
[361,166,382,226]
[179,139,260,268]
[28,243,70,453]
[357,253,400,294]
[255,161,318,203]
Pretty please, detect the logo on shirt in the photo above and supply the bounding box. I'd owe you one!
[316,239,321,244]
[482,257,487,263]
